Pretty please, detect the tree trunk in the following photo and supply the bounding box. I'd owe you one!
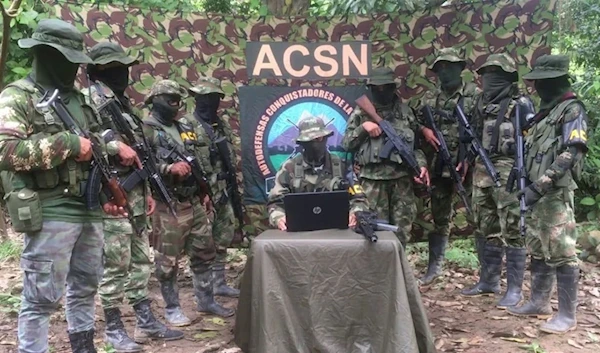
[264,0,310,16]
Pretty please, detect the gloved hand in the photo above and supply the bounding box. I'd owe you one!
[518,183,544,207]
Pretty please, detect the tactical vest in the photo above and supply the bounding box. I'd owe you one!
[355,102,415,167]
[145,116,201,200]
[291,153,344,192]
[525,99,581,190]
[479,97,517,158]
[4,79,103,198]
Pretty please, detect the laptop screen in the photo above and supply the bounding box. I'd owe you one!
[283,190,350,232]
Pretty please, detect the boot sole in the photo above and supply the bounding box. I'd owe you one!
[134,335,185,343]
[198,310,235,318]
[506,311,552,319]
[539,325,577,335]
[167,321,192,327]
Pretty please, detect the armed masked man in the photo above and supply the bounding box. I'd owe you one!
[187,77,240,298]
[460,53,533,310]
[507,55,586,334]
[0,20,136,353]
[342,67,429,246]
[415,48,480,284]
[84,42,183,352]
[143,79,234,325]
[269,115,369,230]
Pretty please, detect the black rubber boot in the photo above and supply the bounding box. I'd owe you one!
[475,236,486,267]
[461,242,503,296]
[132,299,184,343]
[159,274,191,327]
[213,263,240,298]
[68,329,97,353]
[103,308,143,353]
[507,258,555,318]
[540,265,579,334]
[497,247,527,309]
[193,266,235,317]
[420,234,448,285]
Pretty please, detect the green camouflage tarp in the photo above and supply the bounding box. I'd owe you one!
[46,0,557,241]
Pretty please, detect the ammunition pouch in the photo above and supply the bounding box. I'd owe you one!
[5,188,42,233]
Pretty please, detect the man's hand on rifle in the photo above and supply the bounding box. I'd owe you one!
[146,196,156,216]
[413,167,431,186]
[277,217,287,231]
[456,160,469,182]
[75,137,93,162]
[420,127,440,151]
[102,202,128,217]
[117,142,142,168]
[361,121,382,137]
[349,212,357,228]
[170,161,191,177]
[203,194,213,214]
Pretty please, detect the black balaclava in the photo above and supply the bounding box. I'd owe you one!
[300,139,328,166]
[371,83,397,107]
[534,76,571,111]
[194,93,221,123]
[151,94,181,126]
[88,64,130,96]
[436,62,464,92]
[482,70,516,104]
[32,46,79,93]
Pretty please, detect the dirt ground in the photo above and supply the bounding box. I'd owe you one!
[0,247,599,353]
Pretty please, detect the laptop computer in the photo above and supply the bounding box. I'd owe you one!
[283,190,349,232]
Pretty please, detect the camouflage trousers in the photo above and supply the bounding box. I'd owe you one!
[526,188,578,267]
[152,197,215,281]
[430,176,474,237]
[212,198,235,264]
[18,221,103,353]
[473,183,524,248]
[99,216,152,309]
[361,176,416,244]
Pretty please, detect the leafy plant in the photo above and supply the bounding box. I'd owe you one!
[0,292,21,316]
[579,193,600,222]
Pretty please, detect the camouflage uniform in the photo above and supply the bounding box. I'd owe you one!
[414,48,479,284]
[460,53,534,309]
[342,67,427,246]
[0,20,109,353]
[85,42,182,352]
[143,79,234,323]
[187,77,240,298]
[269,115,369,227]
[508,55,585,334]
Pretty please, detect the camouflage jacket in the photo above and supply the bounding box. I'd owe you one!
[82,80,150,218]
[267,153,369,226]
[143,113,207,202]
[525,98,587,194]
[342,99,426,180]
[185,113,239,199]
[414,81,480,177]
[0,78,115,221]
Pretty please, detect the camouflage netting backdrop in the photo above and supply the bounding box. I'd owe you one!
[47,0,557,241]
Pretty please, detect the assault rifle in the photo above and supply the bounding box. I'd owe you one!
[97,98,177,217]
[355,95,428,186]
[506,104,529,237]
[421,105,471,215]
[354,211,399,243]
[454,104,501,187]
[213,136,246,240]
[158,145,213,201]
[36,89,129,212]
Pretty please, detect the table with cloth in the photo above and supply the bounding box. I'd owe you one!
[234,229,436,353]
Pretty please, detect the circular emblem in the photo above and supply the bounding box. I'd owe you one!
[312,207,322,214]
[252,88,356,195]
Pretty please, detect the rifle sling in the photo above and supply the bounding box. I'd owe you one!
[488,97,511,155]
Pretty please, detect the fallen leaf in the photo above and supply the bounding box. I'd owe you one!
[492,331,517,338]
[589,287,600,298]
[568,339,584,349]
[210,317,226,326]
[435,338,445,350]
[439,317,455,323]
[0,341,16,346]
[491,316,509,320]
[435,301,463,307]
[193,332,218,340]
[449,327,471,333]
[500,337,527,343]
[523,329,537,338]
[451,338,469,344]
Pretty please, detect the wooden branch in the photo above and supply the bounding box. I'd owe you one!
[0,0,25,90]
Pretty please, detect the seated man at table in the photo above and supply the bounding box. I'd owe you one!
[268,114,369,231]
